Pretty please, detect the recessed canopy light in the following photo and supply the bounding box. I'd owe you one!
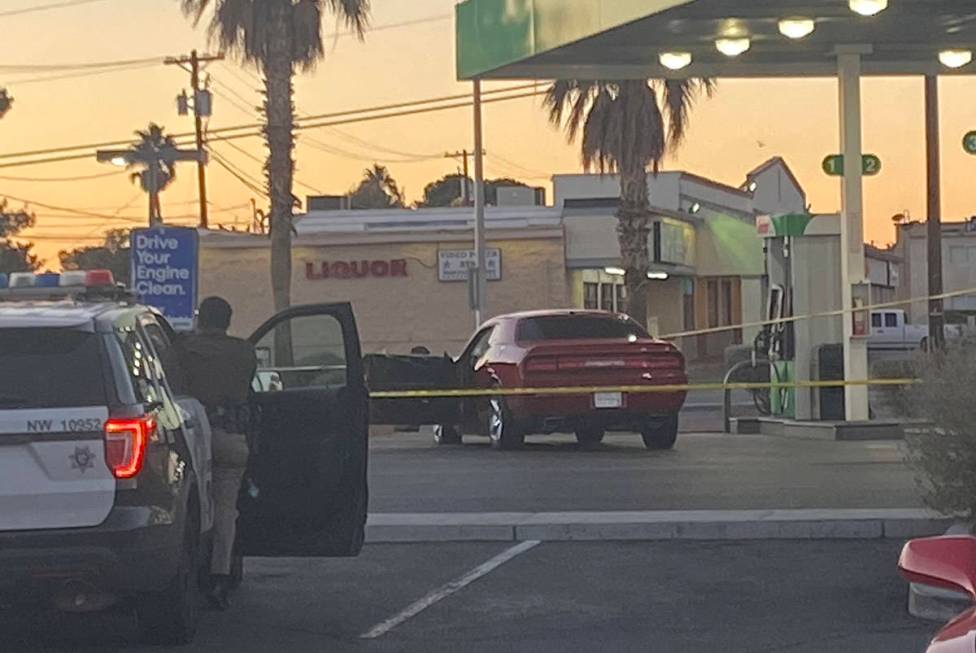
[849,0,888,17]
[659,51,693,70]
[939,49,973,69]
[715,38,750,57]
[778,17,815,40]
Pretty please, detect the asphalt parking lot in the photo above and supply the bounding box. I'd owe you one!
[1,540,936,652]
[369,431,922,513]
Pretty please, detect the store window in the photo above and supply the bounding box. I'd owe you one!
[721,280,734,327]
[583,283,599,310]
[600,283,615,311]
[707,280,719,328]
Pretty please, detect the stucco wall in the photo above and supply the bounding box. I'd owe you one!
[199,234,569,357]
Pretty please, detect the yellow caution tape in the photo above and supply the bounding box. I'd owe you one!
[369,378,917,399]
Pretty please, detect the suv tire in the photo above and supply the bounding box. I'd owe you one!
[640,415,679,450]
[137,512,201,646]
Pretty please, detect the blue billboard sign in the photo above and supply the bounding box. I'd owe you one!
[131,227,199,330]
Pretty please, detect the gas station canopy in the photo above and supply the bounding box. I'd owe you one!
[456,0,976,80]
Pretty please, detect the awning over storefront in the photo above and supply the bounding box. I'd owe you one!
[456,0,976,80]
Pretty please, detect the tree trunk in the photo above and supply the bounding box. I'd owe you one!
[264,1,296,313]
[617,165,651,328]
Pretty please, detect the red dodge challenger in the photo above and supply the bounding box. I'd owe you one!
[368,310,688,450]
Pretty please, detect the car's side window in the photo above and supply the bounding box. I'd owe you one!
[141,318,186,395]
[115,317,182,431]
[462,327,494,370]
[254,313,348,391]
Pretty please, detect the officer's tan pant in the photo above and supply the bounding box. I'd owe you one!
[211,429,249,576]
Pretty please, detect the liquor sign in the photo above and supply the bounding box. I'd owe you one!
[438,249,502,282]
[305,259,408,280]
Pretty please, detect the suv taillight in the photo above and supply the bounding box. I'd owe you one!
[104,416,155,479]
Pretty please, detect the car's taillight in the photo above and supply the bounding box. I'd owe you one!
[104,416,155,479]
[524,357,559,373]
[644,355,684,370]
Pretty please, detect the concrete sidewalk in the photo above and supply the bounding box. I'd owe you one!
[366,509,950,543]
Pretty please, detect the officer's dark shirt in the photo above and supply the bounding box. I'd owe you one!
[178,330,257,412]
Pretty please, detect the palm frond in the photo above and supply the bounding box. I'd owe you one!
[662,77,714,148]
[324,0,370,36]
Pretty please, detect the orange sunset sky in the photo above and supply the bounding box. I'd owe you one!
[3,0,976,266]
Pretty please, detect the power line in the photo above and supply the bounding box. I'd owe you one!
[10,61,161,86]
[0,56,163,73]
[0,88,547,170]
[0,83,541,161]
[324,13,451,40]
[0,0,109,18]
[210,150,267,197]
[0,170,126,183]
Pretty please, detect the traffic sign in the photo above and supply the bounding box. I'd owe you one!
[131,227,199,331]
[822,154,882,176]
[964,131,976,155]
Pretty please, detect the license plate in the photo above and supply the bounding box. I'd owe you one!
[593,392,623,409]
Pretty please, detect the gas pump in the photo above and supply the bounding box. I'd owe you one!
[755,213,845,421]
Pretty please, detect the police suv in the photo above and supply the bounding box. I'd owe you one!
[0,270,370,645]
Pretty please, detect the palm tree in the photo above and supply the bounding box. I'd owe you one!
[545,79,713,326]
[349,164,405,209]
[180,0,370,311]
[127,123,179,225]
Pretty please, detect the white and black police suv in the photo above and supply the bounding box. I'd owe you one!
[0,270,370,645]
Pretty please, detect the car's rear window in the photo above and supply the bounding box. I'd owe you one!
[0,328,106,408]
[516,315,648,341]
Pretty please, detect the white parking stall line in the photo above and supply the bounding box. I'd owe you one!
[359,539,542,640]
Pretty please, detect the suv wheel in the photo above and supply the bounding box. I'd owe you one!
[575,428,605,449]
[488,397,524,450]
[433,424,462,445]
[640,414,679,450]
[137,513,201,645]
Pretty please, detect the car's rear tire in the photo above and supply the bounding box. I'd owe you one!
[575,428,605,448]
[641,415,679,450]
[433,424,462,445]
[137,513,201,646]
[488,397,524,450]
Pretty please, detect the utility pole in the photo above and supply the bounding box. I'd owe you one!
[925,74,945,350]
[472,80,488,326]
[165,50,223,229]
[445,149,485,205]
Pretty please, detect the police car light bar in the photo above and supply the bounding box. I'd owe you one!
[0,269,124,301]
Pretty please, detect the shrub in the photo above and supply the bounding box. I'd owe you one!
[905,340,976,519]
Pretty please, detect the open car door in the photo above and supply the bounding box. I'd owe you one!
[239,303,368,557]
[365,353,460,426]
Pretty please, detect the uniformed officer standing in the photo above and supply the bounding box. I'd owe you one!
[178,296,256,610]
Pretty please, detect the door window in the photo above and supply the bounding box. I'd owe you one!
[141,318,186,395]
[871,313,882,328]
[254,313,348,391]
[460,327,494,370]
[884,313,899,328]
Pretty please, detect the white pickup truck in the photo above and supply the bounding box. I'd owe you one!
[869,309,967,350]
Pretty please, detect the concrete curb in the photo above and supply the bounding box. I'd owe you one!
[366,509,950,543]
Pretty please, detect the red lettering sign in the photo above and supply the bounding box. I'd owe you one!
[305,259,408,280]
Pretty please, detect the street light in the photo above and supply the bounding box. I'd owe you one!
[659,51,692,70]
[778,17,816,39]
[715,38,750,57]
[604,267,626,276]
[939,49,973,69]
[849,0,888,17]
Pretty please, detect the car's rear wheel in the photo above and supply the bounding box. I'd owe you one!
[488,397,524,450]
[640,414,679,450]
[433,424,462,445]
[575,428,605,448]
[137,512,201,645]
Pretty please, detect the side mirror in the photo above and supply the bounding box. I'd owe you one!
[898,536,976,600]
